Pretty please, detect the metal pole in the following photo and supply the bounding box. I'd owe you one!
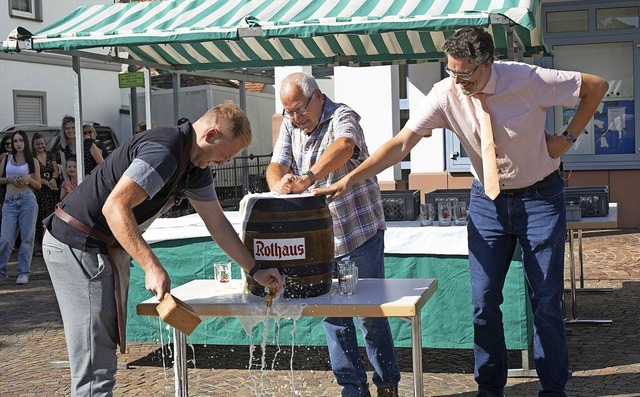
[144,67,152,130]
[129,64,138,137]
[71,55,85,183]
[239,81,250,195]
[173,72,181,124]
[411,315,423,397]
[173,328,188,397]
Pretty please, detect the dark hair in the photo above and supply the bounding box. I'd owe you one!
[31,132,46,154]
[11,130,37,173]
[0,134,12,154]
[442,26,495,66]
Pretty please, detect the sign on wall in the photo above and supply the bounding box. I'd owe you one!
[118,72,144,89]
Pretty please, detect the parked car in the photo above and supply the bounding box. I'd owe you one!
[1,122,119,156]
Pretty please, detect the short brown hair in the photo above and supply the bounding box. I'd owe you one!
[200,101,251,148]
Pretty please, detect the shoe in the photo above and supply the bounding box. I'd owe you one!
[16,274,29,285]
[377,384,398,397]
[33,250,43,257]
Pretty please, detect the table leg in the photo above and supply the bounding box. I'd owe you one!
[578,229,584,289]
[565,230,613,325]
[410,315,424,397]
[575,229,614,293]
[507,349,537,377]
[173,328,188,397]
[568,230,578,321]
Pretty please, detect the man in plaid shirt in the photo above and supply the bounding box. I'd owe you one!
[267,72,400,397]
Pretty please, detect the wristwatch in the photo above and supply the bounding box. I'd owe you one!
[248,262,261,278]
[562,130,577,144]
[303,170,316,183]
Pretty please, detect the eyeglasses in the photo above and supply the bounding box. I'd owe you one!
[282,95,313,119]
[83,130,91,135]
[444,64,480,81]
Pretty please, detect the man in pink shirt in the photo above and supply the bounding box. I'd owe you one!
[315,27,608,397]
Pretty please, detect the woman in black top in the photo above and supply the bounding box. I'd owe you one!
[58,116,104,180]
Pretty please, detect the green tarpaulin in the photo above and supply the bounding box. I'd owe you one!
[128,237,533,350]
[4,0,547,71]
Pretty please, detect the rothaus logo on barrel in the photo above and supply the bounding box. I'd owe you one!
[254,238,306,260]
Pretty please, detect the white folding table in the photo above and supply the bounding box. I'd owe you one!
[137,278,438,397]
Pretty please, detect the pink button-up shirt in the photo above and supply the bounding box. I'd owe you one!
[406,61,582,190]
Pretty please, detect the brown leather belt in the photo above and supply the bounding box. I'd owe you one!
[54,206,116,246]
[54,206,130,354]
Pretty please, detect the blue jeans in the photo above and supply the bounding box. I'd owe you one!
[468,177,568,397]
[0,190,38,277]
[324,230,400,397]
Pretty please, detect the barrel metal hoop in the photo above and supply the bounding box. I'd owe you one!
[246,217,332,233]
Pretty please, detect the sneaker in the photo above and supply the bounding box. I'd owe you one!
[16,274,29,285]
[377,385,398,397]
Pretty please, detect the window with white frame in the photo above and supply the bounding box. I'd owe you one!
[10,0,42,21]
[13,90,46,125]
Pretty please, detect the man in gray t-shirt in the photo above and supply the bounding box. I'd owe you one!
[43,101,283,396]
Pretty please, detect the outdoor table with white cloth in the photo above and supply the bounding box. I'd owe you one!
[128,212,533,355]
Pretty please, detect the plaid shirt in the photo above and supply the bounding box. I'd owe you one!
[271,96,385,256]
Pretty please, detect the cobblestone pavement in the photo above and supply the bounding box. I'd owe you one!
[1,229,639,396]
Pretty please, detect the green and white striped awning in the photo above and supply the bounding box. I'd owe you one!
[3,0,547,72]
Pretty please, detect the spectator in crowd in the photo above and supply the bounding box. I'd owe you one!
[0,130,41,284]
[268,72,400,397]
[83,124,109,159]
[135,121,156,134]
[32,132,59,257]
[0,134,12,162]
[59,158,78,201]
[0,135,13,214]
[58,115,104,179]
[314,27,608,397]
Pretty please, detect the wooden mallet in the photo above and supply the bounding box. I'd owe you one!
[155,293,202,335]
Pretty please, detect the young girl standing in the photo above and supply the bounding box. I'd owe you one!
[60,158,78,200]
[0,130,41,284]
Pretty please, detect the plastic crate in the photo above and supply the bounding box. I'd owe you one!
[565,186,609,217]
[381,190,420,221]
[424,189,471,221]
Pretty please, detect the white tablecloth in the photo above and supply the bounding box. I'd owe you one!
[142,212,469,256]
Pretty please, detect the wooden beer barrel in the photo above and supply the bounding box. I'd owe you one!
[244,195,334,298]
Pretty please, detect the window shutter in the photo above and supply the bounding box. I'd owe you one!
[15,95,44,124]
